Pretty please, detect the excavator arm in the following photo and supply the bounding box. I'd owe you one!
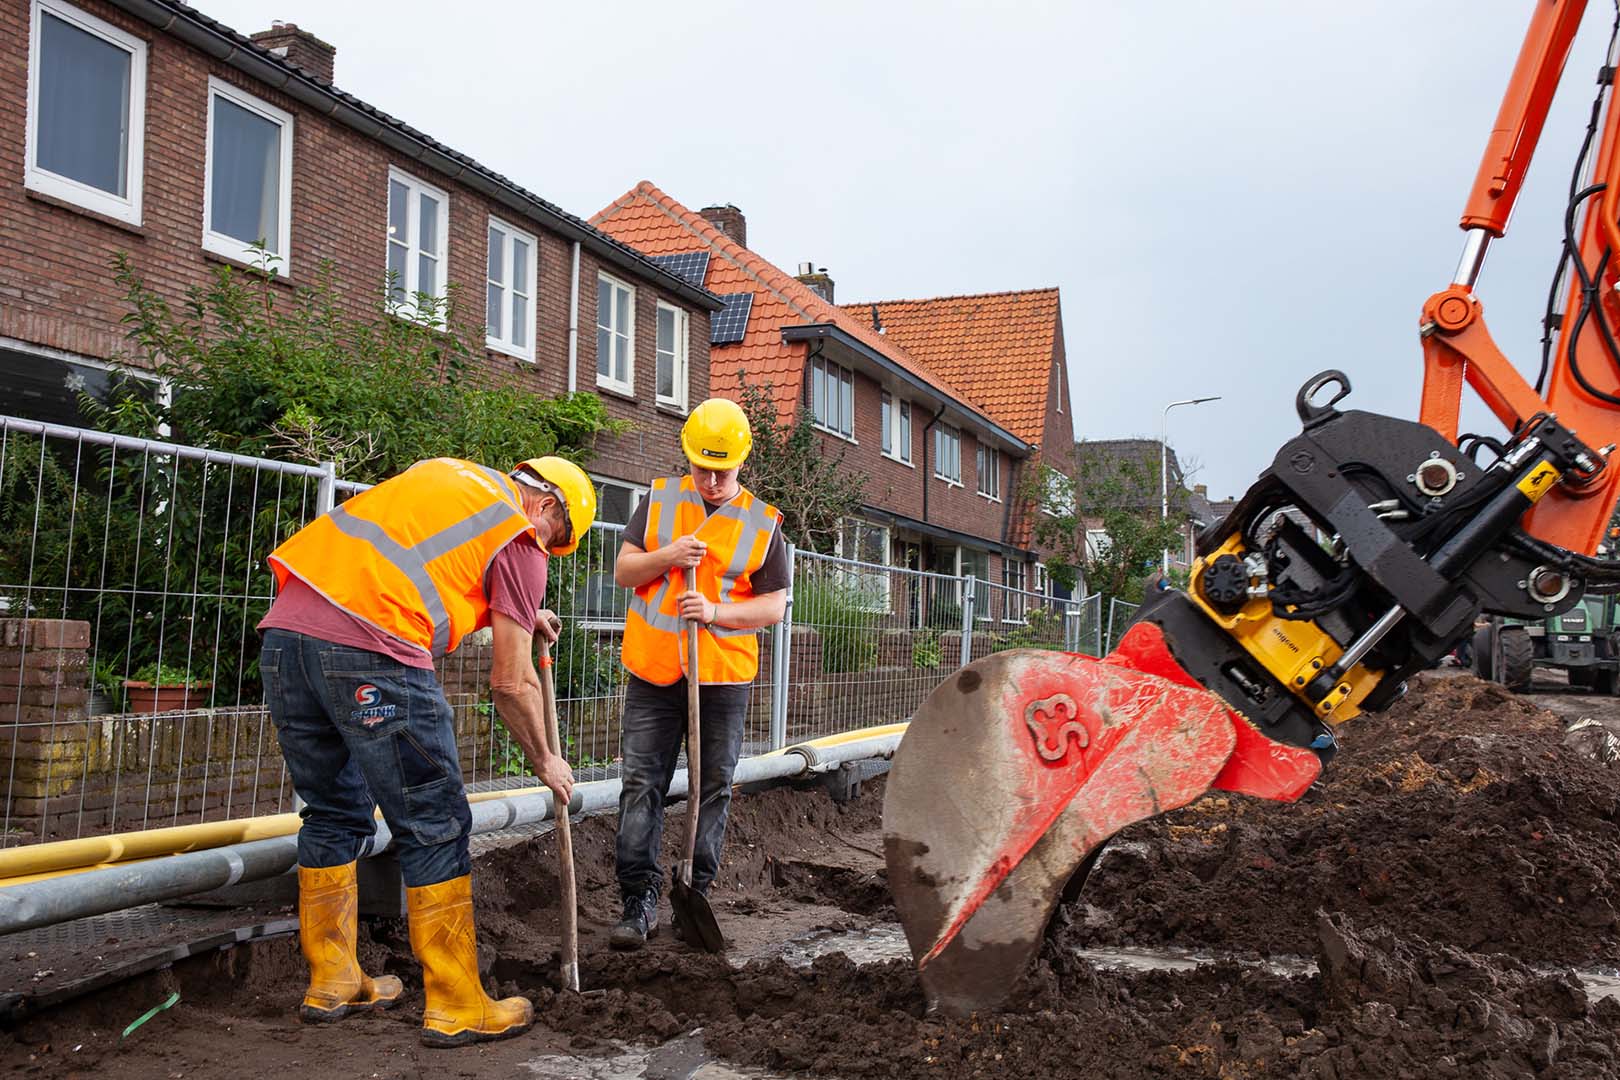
[884,0,1620,1015]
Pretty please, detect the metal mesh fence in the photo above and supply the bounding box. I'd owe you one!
[0,413,1095,846]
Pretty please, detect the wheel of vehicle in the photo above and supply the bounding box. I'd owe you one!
[1497,625,1534,693]
[1470,625,1494,681]
[1596,668,1619,696]
[1570,668,1600,690]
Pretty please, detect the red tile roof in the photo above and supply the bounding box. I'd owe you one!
[845,290,1062,444]
[591,182,1001,430]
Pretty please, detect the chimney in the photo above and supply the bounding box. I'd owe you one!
[700,204,747,248]
[251,22,336,84]
[795,262,836,304]
[1194,483,1207,497]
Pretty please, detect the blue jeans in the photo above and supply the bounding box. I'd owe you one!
[261,629,472,888]
[615,674,749,897]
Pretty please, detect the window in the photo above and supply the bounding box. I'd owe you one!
[976,443,1001,500]
[655,302,689,410]
[593,478,646,527]
[26,0,147,224]
[202,78,292,272]
[486,218,536,360]
[881,392,912,464]
[386,168,449,320]
[810,356,854,439]
[962,548,991,620]
[1085,529,1112,558]
[1055,361,1064,415]
[1041,469,1071,517]
[934,426,962,484]
[836,518,891,610]
[1005,560,1027,623]
[596,274,634,393]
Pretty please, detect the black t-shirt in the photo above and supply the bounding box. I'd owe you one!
[622,490,790,595]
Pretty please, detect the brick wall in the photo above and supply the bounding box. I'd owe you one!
[0,0,707,489]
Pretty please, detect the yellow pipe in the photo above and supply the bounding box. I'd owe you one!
[0,722,909,886]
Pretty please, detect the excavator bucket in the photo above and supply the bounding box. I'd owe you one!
[883,622,1322,1015]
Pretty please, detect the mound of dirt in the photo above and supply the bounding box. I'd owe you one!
[1069,673,1620,965]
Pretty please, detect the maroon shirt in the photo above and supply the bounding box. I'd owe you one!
[260,535,550,668]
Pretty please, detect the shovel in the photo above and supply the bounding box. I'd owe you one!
[669,566,725,953]
[536,637,580,991]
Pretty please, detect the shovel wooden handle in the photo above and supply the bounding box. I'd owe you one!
[537,636,580,992]
[682,566,701,888]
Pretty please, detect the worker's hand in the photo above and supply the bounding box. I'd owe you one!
[677,590,715,625]
[535,609,562,643]
[663,535,707,570]
[538,751,574,805]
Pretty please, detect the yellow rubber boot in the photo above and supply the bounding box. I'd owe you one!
[297,863,404,1023]
[406,875,534,1048]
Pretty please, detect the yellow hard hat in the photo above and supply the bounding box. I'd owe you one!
[681,398,753,470]
[512,456,597,556]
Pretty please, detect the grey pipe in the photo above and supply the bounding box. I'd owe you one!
[0,736,899,936]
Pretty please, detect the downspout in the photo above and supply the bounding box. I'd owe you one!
[567,241,581,393]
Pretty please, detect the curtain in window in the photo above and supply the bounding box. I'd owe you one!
[37,13,131,196]
[210,95,280,250]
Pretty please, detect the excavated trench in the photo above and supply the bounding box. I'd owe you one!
[8,672,1620,1078]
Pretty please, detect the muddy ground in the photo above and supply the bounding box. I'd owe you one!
[7,670,1620,1077]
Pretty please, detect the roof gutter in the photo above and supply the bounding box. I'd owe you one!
[781,323,1029,454]
[106,0,722,313]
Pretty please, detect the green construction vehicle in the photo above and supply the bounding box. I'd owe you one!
[1472,594,1620,694]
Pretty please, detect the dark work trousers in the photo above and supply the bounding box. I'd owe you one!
[261,629,473,888]
[615,673,750,898]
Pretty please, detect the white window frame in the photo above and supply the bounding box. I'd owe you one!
[1055,361,1064,415]
[655,300,690,411]
[201,77,293,274]
[386,167,450,322]
[1041,469,1069,517]
[810,355,855,440]
[25,0,147,225]
[596,272,636,395]
[881,391,913,465]
[835,517,892,612]
[1005,559,1028,624]
[976,443,1001,501]
[1085,529,1112,559]
[960,546,992,621]
[485,216,537,361]
[934,425,962,485]
[592,476,647,528]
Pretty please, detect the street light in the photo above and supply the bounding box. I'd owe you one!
[1161,396,1222,574]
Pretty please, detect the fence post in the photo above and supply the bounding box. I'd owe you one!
[771,542,795,750]
[959,574,977,668]
[315,460,337,516]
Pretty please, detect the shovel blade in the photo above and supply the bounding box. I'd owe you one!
[883,629,1241,1015]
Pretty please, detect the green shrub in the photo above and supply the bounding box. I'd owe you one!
[130,661,202,686]
[794,574,880,674]
[912,631,943,669]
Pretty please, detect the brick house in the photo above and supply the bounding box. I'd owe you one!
[592,182,1046,624]
[0,0,721,510]
[1073,438,1212,575]
[848,289,1077,597]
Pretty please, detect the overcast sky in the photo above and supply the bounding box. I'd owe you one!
[204,0,1620,499]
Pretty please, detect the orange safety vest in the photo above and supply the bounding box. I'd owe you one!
[268,458,535,658]
[622,476,782,686]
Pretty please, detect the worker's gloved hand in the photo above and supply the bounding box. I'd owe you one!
[535,609,562,643]
[676,591,715,625]
[539,751,575,805]
[664,535,707,570]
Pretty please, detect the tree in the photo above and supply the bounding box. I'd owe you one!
[1024,446,1188,606]
[735,382,866,553]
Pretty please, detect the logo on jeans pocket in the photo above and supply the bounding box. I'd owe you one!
[351,683,397,727]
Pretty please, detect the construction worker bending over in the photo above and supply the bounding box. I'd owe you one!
[610,398,788,949]
[258,456,595,1047]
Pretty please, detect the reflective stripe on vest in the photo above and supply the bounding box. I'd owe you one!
[269,458,534,657]
[623,477,781,683]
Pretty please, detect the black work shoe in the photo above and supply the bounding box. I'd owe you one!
[609,891,659,951]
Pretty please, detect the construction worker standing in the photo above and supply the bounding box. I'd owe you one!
[258,455,596,1047]
[610,398,788,949]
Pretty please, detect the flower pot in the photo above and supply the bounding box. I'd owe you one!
[123,681,210,713]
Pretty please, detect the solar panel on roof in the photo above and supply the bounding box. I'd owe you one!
[710,293,754,345]
[647,251,711,287]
